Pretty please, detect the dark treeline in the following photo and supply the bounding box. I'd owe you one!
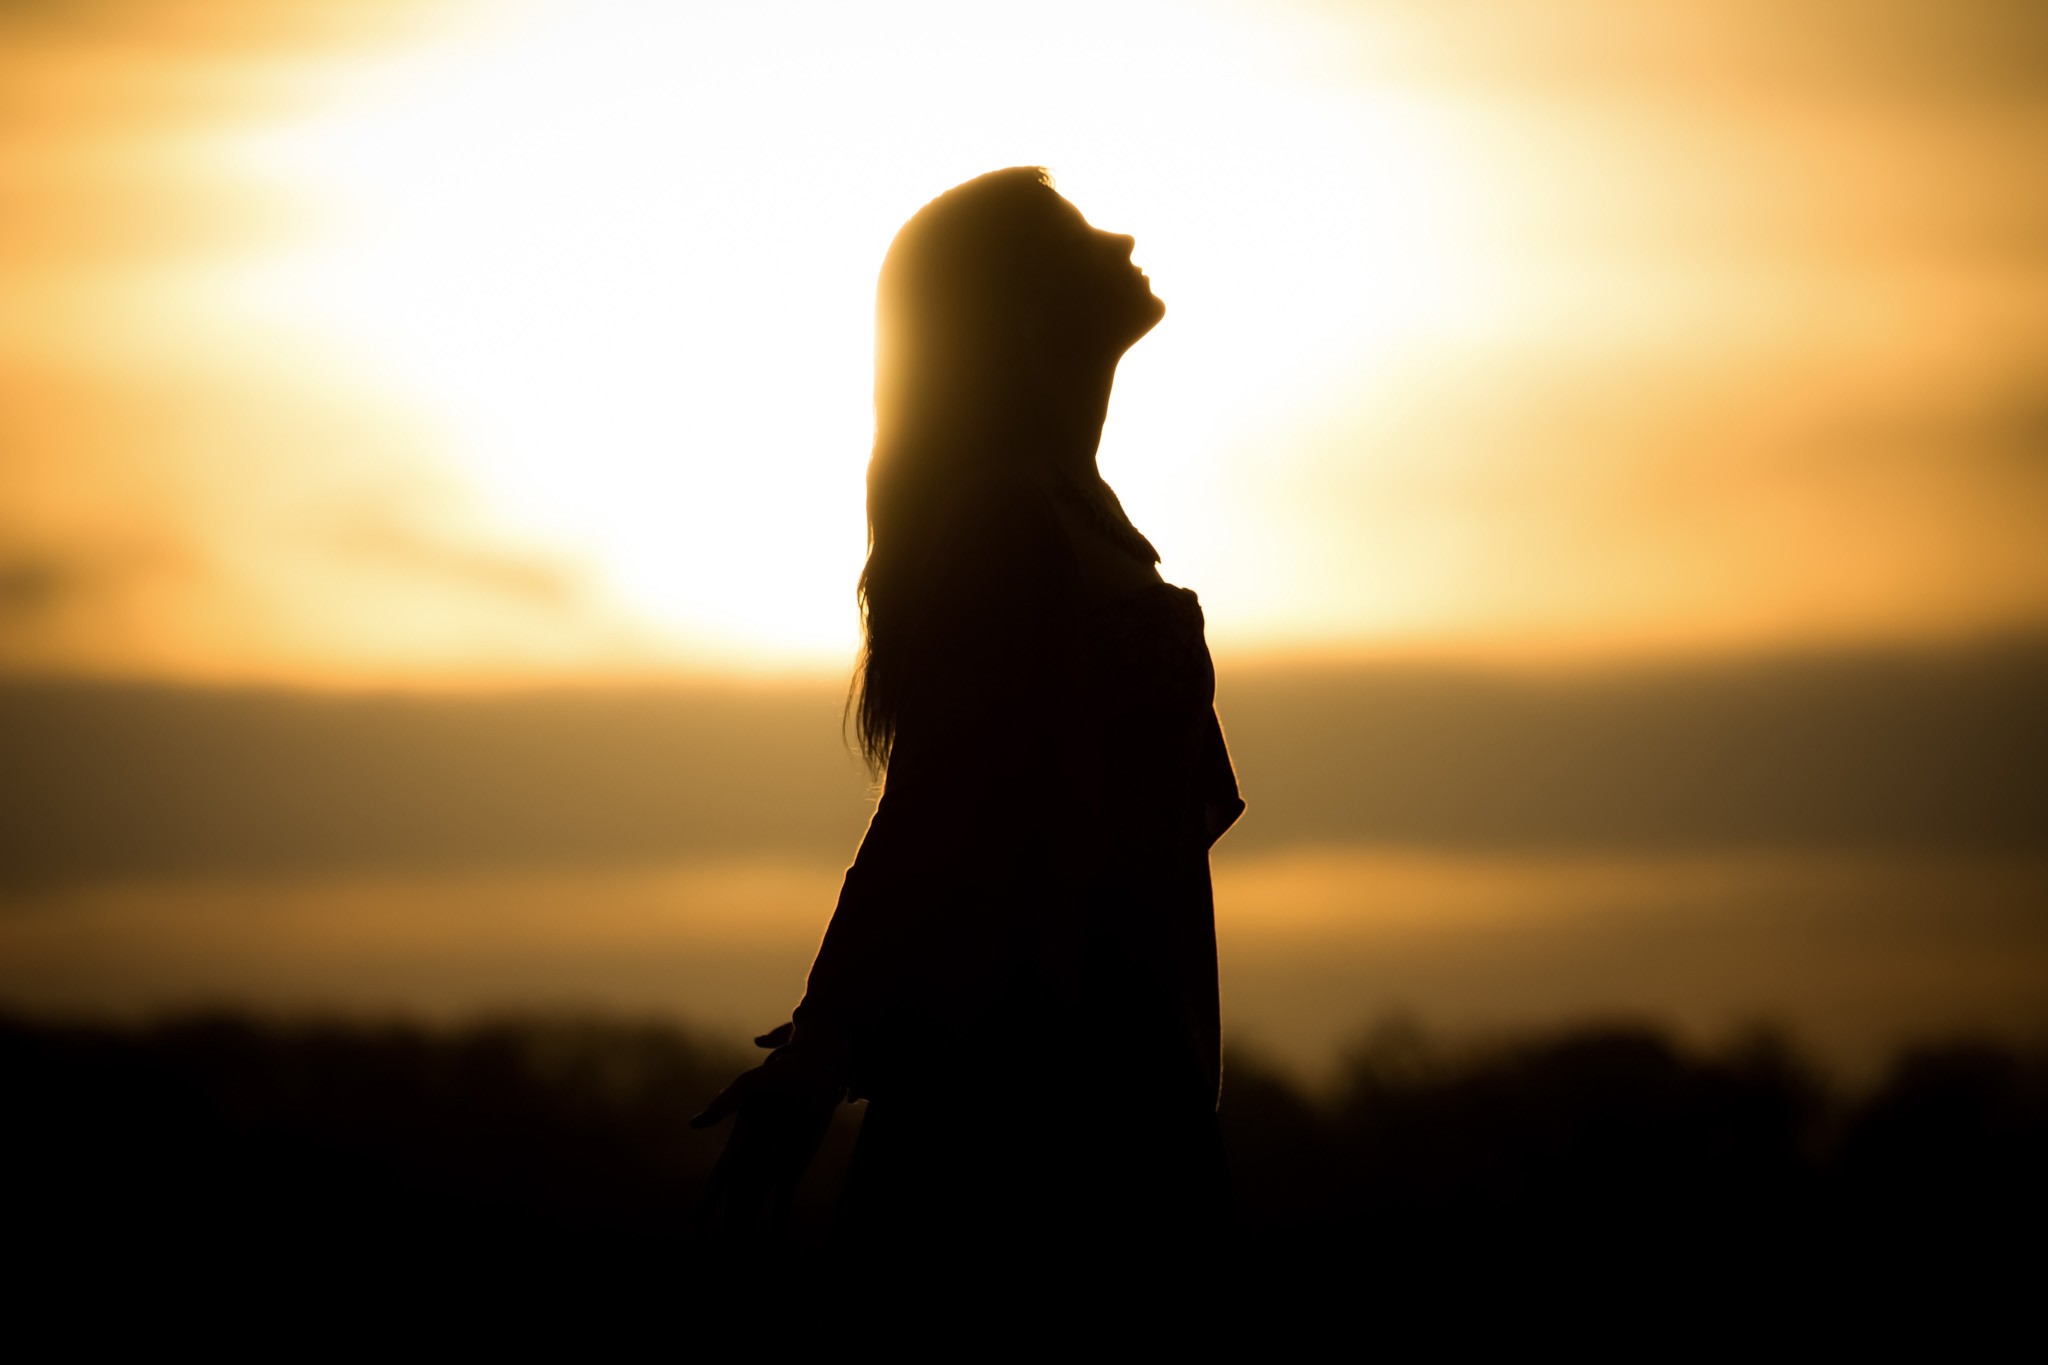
[7,1012,2042,1331]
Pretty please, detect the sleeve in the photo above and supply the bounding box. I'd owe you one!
[788,473,1096,1082]
[1198,709,1246,849]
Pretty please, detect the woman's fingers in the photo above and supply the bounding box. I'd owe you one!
[690,1044,847,1130]
[688,1095,731,1129]
[689,1067,762,1128]
[693,1023,800,1127]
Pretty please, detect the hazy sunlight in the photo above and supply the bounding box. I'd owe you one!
[198,0,1475,667]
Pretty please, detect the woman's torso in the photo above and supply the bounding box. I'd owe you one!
[810,467,1241,1109]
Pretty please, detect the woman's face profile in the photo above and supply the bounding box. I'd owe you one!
[875,170,1166,420]
[1029,190,1166,359]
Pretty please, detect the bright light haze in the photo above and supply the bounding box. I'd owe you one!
[6,0,2042,684]
[4,0,2044,1082]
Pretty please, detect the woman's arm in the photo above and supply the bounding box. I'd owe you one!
[692,471,1089,1205]
[789,470,1091,1082]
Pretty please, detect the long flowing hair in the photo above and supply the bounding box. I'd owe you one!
[849,167,1067,773]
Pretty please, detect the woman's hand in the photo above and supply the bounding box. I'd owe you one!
[691,1024,849,1241]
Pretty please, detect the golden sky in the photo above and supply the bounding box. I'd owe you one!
[6,0,2043,684]
[4,1,2045,1076]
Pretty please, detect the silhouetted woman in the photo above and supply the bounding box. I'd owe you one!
[694,167,1243,1289]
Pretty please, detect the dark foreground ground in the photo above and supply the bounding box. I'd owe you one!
[6,1011,2043,1340]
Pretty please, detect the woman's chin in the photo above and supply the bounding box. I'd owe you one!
[1096,292,1166,354]
[1132,292,1167,341]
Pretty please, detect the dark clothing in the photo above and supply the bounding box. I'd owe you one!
[791,470,1243,1264]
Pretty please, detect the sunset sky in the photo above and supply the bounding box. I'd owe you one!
[3,0,2043,1081]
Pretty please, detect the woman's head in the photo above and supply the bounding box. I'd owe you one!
[872,167,1163,461]
[853,168,1163,771]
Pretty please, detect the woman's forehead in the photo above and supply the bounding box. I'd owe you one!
[1031,191,1106,245]
[1044,192,1089,228]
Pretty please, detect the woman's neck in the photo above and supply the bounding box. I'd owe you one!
[1004,354,1119,482]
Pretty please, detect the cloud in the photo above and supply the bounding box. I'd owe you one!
[0,0,466,58]
[331,516,583,608]
[0,541,210,675]
[1322,0,2048,106]
[3,635,2044,890]
[1220,634,2048,856]
[0,558,76,614]
[0,679,873,889]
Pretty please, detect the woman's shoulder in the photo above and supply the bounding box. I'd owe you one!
[926,464,1160,604]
